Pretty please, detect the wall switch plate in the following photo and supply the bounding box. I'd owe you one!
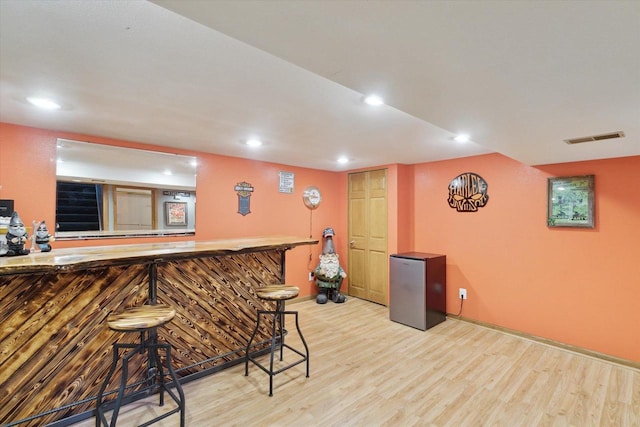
[309,272,314,281]
[459,288,467,300]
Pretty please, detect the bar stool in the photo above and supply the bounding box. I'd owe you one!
[245,285,310,396]
[96,304,185,427]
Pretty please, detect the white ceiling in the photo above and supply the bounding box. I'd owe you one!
[1,0,638,172]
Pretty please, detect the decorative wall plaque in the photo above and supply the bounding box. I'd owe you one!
[165,201,187,226]
[162,191,191,198]
[447,172,489,212]
[302,185,322,209]
[279,171,295,194]
[234,182,254,216]
[547,175,594,228]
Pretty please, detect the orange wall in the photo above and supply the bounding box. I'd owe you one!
[394,164,415,253]
[0,123,341,296]
[2,122,638,361]
[412,153,640,361]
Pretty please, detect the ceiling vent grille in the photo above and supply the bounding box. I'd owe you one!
[564,131,625,145]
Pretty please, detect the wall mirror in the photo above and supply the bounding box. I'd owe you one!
[55,139,197,239]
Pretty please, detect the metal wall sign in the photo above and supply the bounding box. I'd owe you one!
[279,171,294,194]
[162,191,191,198]
[447,172,489,212]
[235,182,254,216]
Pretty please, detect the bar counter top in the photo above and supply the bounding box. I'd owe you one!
[0,235,317,275]
[1,235,317,426]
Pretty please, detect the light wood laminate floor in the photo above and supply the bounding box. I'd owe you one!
[74,297,639,427]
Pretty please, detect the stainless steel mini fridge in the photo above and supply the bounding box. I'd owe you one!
[389,252,446,330]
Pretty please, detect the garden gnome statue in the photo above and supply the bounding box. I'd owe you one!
[5,211,30,256]
[0,215,8,256]
[314,227,347,304]
[34,221,54,252]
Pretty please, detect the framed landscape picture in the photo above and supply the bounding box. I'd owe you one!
[165,201,187,226]
[547,175,594,228]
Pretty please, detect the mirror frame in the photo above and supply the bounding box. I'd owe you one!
[55,139,197,240]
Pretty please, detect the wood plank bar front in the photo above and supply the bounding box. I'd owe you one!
[0,236,317,426]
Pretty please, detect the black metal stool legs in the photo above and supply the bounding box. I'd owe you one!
[267,306,279,396]
[293,308,310,379]
[96,341,142,427]
[96,341,131,427]
[151,342,185,427]
[95,330,185,427]
[245,301,310,396]
[244,313,262,377]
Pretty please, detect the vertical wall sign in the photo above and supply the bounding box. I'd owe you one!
[165,201,188,226]
[234,181,254,216]
[447,172,489,212]
[279,171,295,194]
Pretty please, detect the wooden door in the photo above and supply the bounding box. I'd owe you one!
[115,187,154,230]
[348,169,388,305]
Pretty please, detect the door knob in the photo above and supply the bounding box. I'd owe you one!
[349,240,356,247]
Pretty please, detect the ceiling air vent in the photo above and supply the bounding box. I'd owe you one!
[564,131,625,145]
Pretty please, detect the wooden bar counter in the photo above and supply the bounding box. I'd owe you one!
[0,236,316,426]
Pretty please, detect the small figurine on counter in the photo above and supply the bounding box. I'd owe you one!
[314,227,347,304]
[5,211,30,256]
[0,215,9,256]
[34,220,54,252]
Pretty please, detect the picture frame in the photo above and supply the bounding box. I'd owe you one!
[547,175,594,228]
[165,201,187,226]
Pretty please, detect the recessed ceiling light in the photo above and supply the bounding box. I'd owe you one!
[337,156,350,164]
[246,139,263,147]
[454,134,470,143]
[163,170,172,176]
[364,95,384,106]
[26,97,61,110]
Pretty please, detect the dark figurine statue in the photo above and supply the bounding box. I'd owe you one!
[34,220,54,252]
[314,227,347,304]
[5,211,30,256]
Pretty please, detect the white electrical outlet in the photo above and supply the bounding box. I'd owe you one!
[459,288,467,300]
[309,272,314,281]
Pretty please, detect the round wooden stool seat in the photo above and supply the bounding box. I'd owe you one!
[107,304,176,331]
[256,285,300,301]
